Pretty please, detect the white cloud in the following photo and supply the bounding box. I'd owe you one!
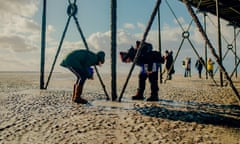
[0,34,37,52]
[0,14,40,35]
[0,0,41,53]
[0,47,40,71]
[47,25,55,34]
[137,22,145,31]
[117,30,138,45]
[0,1,40,40]
[123,23,135,29]
[0,0,39,17]
[0,0,239,74]
[87,32,110,51]
[0,0,41,71]
[161,23,182,42]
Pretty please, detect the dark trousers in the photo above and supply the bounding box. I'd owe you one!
[68,67,87,85]
[184,68,191,77]
[198,68,202,78]
[138,72,159,95]
[208,70,213,78]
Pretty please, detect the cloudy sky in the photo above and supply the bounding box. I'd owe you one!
[0,0,239,75]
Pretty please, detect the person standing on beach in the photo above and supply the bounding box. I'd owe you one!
[130,41,161,101]
[183,57,191,77]
[195,57,204,78]
[207,58,214,78]
[60,49,105,104]
[163,50,174,82]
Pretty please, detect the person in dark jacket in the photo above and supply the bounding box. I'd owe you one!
[195,57,204,78]
[131,41,161,101]
[184,57,191,77]
[60,49,105,104]
[163,50,174,82]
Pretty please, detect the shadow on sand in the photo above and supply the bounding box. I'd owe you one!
[135,99,240,128]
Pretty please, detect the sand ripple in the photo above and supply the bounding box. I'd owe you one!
[0,73,240,144]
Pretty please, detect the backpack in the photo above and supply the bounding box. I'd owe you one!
[136,43,164,65]
[136,42,153,65]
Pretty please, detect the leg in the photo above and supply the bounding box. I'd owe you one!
[132,73,147,100]
[75,78,88,104]
[68,67,80,101]
[147,72,159,101]
[69,67,88,104]
[210,70,214,78]
[199,69,202,78]
[168,73,172,80]
[198,69,201,78]
[184,69,187,77]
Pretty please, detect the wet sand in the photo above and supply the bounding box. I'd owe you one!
[0,72,240,144]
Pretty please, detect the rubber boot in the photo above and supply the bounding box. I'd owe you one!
[146,91,159,101]
[71,84,77,102]
[73,84,88,104]
[132,89,144,100]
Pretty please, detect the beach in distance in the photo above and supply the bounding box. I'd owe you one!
[0,72,240,144]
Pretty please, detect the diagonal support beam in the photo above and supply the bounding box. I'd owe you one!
[44,1,109,100]
[118,0,162,102]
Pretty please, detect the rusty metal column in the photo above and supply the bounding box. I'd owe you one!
[234,25,237,78]
[216,0,223,86]
[157,7,163,83]
[203,12,208,79]
[111,0,117,101]
[40,0,46,89]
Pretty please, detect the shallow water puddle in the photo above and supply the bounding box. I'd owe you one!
[91,98,136,110]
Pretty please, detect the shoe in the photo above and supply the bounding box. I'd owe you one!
[132,90,145,100]
[73,84,88,104]
[146,96,159,101]
[132,95,145,100]
[74,97,88,104]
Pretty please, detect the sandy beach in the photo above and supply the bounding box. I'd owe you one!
[0,72,240,144]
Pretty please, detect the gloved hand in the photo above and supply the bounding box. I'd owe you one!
[88,67,94,80]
